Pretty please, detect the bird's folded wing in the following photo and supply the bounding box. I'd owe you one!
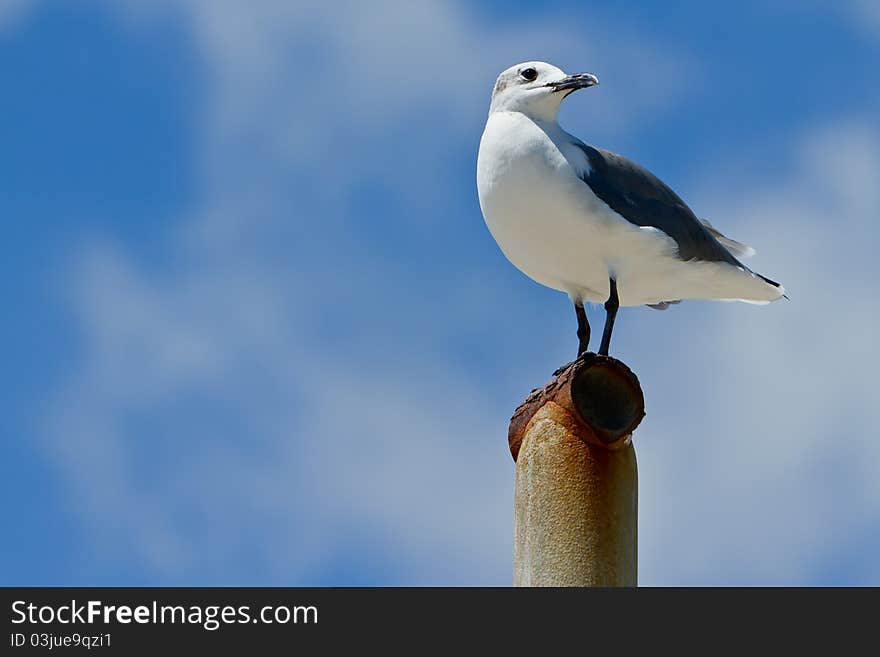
[572,141,743,267]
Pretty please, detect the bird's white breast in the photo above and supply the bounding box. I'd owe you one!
[477,111,623,302]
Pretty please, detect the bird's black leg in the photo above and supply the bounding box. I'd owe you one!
[575,301,590,357]
[598,278,619,356]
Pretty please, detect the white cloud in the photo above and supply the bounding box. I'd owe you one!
[785,0,880,40]
[636,118,880,585]
[848,0,880,38]
[0,0,33,30]
[48,236,516,583]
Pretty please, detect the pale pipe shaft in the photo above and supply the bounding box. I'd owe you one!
[513,402,637,586]
[509,355,643,587]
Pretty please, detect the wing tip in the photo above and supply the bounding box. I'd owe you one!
[757,274,787,301]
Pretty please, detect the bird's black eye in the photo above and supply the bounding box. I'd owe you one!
[520,67,537,82]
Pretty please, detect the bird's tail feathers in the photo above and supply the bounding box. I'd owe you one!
[700,218,756,259]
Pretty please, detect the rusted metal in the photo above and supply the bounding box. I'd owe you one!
[508,353,645,460]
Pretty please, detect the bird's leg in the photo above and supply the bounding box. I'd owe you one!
[575,301,590,357]
[598,278,619,356]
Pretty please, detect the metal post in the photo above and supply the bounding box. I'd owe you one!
[509,354,645,587]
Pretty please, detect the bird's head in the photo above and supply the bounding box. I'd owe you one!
[488,61,599,121]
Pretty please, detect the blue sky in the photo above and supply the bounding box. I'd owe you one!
[2,0,879,585]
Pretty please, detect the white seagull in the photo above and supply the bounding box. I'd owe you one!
[477,61,785,357]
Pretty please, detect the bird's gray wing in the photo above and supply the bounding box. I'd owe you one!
[572,141,742,267]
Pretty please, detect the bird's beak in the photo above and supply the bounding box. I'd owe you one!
[546,72,600,94]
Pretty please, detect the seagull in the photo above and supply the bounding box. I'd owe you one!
[477,61,785,357]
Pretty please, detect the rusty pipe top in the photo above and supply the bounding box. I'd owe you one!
[509,353,645,460]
